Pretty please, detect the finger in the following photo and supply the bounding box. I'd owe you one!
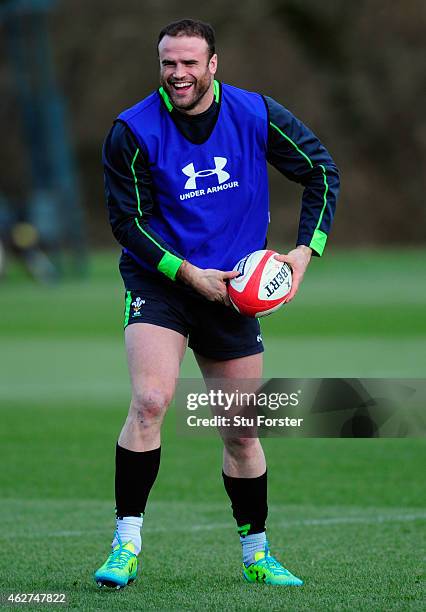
[285,286,298,303]
[274,254,294,271]
[215,288,231,306]
[284,277,300,303]
[274,253,294,263]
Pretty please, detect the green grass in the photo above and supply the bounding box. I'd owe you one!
[0,249,425,610]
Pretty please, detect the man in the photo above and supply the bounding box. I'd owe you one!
[95,19,339,589]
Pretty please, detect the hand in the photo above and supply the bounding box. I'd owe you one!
[177,260,239,306]
[274,245,312,303]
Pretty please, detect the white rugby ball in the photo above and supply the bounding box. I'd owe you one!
[228,250,292,317]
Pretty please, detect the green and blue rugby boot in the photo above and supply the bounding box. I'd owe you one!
[242,542,303,586]
[94,533,138,589]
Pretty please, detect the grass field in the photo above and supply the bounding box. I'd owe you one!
[0,249,425,610]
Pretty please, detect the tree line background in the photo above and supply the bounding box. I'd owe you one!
[1,0,425,251]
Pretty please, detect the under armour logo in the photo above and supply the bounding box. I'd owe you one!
[182,157,230,190]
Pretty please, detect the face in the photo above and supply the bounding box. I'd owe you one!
[158,35,217,114]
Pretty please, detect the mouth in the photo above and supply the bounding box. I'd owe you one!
[170,81,194,95]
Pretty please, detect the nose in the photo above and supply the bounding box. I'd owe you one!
[173,63,186,80]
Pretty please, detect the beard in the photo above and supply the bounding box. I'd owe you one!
[160,68,212,113]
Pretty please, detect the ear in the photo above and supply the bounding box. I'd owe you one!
[209,53,218,75]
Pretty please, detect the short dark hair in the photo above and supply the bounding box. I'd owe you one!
[158,19,216,59]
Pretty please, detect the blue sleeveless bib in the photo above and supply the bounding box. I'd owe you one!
[118,82,269,272]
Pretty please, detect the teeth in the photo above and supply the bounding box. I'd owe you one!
[174,82,192,88]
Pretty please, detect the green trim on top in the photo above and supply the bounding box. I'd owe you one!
[158,86,173,112]
[134,218,183,280]
[134,218,165,251]
[317,164,329,230]
[124,291,132,328]
[309,229,328,256]
[130,147,182,279]
[270,122,331,255]
[158,252,184,280]
[309,164,329,255]
[130,148,142,216]
[213,79,220,103]
[270,122,313,169]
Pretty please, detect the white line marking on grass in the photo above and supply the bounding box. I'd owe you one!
[39,512,425,538]
[288,514,426,526]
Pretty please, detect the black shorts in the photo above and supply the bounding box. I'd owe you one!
[123,273,264,361]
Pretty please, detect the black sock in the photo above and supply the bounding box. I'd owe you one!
[222,470,268,536]
[115,444,161,518]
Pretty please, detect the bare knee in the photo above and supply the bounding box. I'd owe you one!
[130,388,172,428]
[224,437,260,461]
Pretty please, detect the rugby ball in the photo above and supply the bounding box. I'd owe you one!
[228,250,292,317]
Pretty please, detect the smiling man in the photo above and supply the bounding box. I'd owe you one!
[95,19,339,590]
[159,33,215,112]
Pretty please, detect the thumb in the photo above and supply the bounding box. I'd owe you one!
[274,253,293,268]
[222,270,240,281]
